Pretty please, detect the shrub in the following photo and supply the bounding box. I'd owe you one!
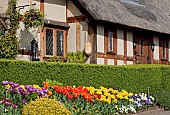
[22,98,71,115]
[66,51,86,63]
[0,59,169,107]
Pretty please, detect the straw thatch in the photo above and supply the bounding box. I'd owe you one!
[75,0,170,34]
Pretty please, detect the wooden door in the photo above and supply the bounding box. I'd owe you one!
[134,36,150,64]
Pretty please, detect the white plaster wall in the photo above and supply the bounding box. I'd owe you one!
[153,35,159,60]
[97,58,104,65]
[169,39,170,61]
[80,21,88,51]
[67,0,82,17]
[127,61,133,65]
[117,60,124,65]
[97,25,104,53]
[17,0,40,15]
[17,22,41,51]
[117,29,124,55]
[107,59,114,65]
[44,0,66,22]
[15,54,31,61]
[0,0,8,14]
[67,23,76,52]
[127,31,133,57]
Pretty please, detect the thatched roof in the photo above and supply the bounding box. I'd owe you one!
[75,0,170,34]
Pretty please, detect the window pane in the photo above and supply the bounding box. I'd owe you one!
[56,31,64,56]
[46,29,53,55]
[108,32,113,51]
[162,41,166,58]
[141,40,144,55]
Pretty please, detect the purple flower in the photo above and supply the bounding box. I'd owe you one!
[21,99,27,104]
[0,100,3,104]
[2,81,8,85]
[13,83,20,88]
[8,82,14,85]
[5,102,10,106]
[58,101,63,105]
[25,85,31,90]
[12,104,18,108]
[18,87,24,93]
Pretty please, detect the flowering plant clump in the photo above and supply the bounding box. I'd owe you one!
[43,80,136,114]
[0,97,20,115]
[0,81,48,114]
[22,98,71,115]
[23,7,44,31]
[132,93,155,111]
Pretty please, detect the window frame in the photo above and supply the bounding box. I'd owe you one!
[43,27,66,58]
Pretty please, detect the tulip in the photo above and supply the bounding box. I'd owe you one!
[8,82,14,85]
[2,81,8,85]
[21,99,27,104]
[67,94,73,100]
[12,104,18,108]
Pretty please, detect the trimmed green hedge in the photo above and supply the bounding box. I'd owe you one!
[0,59,170,106]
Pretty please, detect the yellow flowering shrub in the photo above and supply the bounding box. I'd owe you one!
[22,98,71,115]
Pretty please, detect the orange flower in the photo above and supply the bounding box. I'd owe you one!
[43,81,50,89]
[48,91,52,96]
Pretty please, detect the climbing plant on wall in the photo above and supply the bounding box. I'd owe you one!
[0,0,20,59]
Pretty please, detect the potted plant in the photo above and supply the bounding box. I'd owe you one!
[23,7,44,31]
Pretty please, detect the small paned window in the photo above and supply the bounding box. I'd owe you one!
[108,31,113,51]
[162,41,166,58]
[45,27,65,57]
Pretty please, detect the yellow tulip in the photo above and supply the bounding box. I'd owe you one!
[123,96,129,100]
[129,99,133,102]
[113,99,118,103]
[106,98,111,104]
[128,93,134,97]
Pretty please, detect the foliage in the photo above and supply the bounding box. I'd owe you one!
[66,51,86,63]
[132,93,155,111]
[0,59,169,108]
[49,56,64,63]
[156,68,170,108]
[45,83,136,115]
[0,81,49,114]
[0,0,19,59]
[22,97,71,115]
[23,7,44,31]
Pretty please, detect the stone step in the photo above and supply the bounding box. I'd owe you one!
[133,106,164,115]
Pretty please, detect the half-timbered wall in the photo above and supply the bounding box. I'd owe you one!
[16,0,41,61]
[67,23,76,52]
[44,0,66,22]
[0,0,8,14]
[97,25,104,64]
[67,0,82,17]
[153,35,159,60]
[117,29,124,56]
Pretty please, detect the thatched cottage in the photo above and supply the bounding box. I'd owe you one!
[1,0,170,65]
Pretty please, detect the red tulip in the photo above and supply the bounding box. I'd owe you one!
[67,94,73,100]
[73,92,79,98]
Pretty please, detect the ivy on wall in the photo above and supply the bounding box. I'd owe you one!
[0,0,19,59]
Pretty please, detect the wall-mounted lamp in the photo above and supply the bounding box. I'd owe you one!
[133,40,137,49]
[151,42,155,52]
[30,39,38,61]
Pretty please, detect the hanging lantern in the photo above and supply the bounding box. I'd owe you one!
[84,41,92,55]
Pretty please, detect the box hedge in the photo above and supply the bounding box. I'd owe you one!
[0,59,169,107]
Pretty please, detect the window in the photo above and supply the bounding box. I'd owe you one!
[141,40,144,55]
[45,27,65,57]
[162,41,166,58]
[108,31,113,51]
